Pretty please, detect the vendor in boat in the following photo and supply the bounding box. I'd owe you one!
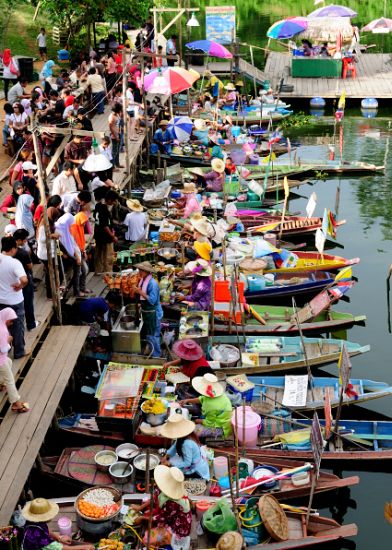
[204,70,224,98]
[191,118,210,146]
[133,261,162,357]
[260,88,275,104]
[130,466,192,549]
[190,214,227,248]
[225,156,236,175]
[193,239,212,261]
[221,82,237,108]
[204,158,225,192]
[152,120,171,153]
[160,413,211,480]
[178,182,202,219]
[301,39,314,57]
[123,199,148,243]
[180,373,233,437]
[179,259,212,310]
[164,339,212,378]
[22,498,94,550]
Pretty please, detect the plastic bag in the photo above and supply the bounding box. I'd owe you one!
[202,498,237,535]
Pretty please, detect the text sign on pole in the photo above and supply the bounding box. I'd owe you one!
[205,6,236,44]
[310,412,324,477]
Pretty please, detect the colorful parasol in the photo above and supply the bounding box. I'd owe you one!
[267,18,308,39]
[167,116,193,142]
[185,40,233,59]
[308,4,358,18]
[363,17,392,33]
[143,67,199,95]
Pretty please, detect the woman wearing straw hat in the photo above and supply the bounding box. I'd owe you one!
[123,199,147,243]
[133,261,162,357]
[204,158,225,192]
[160,413,210,480]
[130,466,192,548]
[178,182,202,219]
[178,259,212,310]
[22,498,94,550]
[221,82,237,108]
[180,373,232,437]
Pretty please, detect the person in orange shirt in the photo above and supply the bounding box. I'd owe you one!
[152,45,165,69]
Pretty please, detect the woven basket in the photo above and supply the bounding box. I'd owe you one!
[75,487,122,522]
[258,494,288,542]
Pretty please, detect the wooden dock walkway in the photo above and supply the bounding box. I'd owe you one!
[265,52,392,99]
[0,325,89,525]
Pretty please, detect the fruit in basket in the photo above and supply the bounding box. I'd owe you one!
[78,488,120,519]
[141,397,166,414]
[98,539,124,550]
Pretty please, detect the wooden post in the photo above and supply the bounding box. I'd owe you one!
[31,118,62,323]
[178,0,183,67]
[140,55,150,170]
[249,45,257,98]
[234,406,240,497]
[122,48,130,184]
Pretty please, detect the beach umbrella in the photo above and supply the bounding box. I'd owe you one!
[308,4,358,18]
[362,17,392,33]
[267,18,308,39]
[143,67,199,95]
[185,40,233,59]
[167,116,193,142]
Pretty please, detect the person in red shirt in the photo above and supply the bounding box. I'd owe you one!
[61,88,75,107]
[163,339,212,378]
[114,49,123,75]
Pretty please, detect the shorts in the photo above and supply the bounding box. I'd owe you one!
[39,47,47,54]
[127,110,135,118]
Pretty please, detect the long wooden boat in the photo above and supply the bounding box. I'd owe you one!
[210,336,370,375]
[47,495,357,549]
[199,109,293,125]
[244,270,350,301]
[239,215,329,237]
[249,375,392,411]
[223,419,392,461]
[262,251,360,274]
[189,165,312,181]
[40,448,359,501]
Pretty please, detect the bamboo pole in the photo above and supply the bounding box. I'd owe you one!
[31,116,62,323]
[234,406,240,497]
[122,48,130,182]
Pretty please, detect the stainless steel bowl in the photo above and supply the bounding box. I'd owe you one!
[94,450,118,473]
[133,453,160,472]
[109,461,133,484]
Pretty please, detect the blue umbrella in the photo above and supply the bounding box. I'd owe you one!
[267,18,308,39]
[168,116,193,142]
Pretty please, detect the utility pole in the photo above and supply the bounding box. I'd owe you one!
[122,47,130,183]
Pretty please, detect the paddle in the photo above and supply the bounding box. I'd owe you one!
[387,264,392,333]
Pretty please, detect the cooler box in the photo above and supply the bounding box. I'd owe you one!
[215,280,245,303]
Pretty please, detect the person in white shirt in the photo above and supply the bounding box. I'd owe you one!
[37,28,47,60]
[124,199,147,242]
[99,136,113,164]
[166,34,177,66]
[0,236,28,359]
[51,162,78,197]
[86,67,106,114]
[7,79,30,106]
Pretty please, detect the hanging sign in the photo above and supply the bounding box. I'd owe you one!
[282,375,308,407]
[205,6,236,44]
[310,411,324,477]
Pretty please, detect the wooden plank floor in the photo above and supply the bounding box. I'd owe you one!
[0,325,89,525]
[265,52,392,99]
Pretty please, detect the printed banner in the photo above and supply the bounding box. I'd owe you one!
[206,6,236,44]
[282,375,308,407]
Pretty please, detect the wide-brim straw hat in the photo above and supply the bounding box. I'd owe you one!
[190,216,214,238]
[126,199,144,212]
[160,413,196,439]
[216,532,244,550]
[194,240,212,261]
[211,158,225,173]
[188,167,206,178]
[192,373,224,398]
[173,338,204,361]
[154,465,186,500]
[135,261,156,273]
[185,259,212,277]
[194,118,207,131]
[225,83,236,91]
[22,498,60,522]
[181,182,198,194]
[159,120,170,127]
[222,115,233,125]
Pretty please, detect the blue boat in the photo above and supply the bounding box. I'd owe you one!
[249,376,392,411]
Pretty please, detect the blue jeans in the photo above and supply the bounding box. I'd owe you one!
[3,124,9,146]
[146,317,161,358]
[0,301,25,358]
[92,91,105,114]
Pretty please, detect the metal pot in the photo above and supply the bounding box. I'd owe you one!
[120,315,135,331]
[109,461,134,484]
[133,452,160,473]
[94,450,118,473]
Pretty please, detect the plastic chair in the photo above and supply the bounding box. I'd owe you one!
[342,58,357,79]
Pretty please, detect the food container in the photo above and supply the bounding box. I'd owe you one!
[120,315,135,331]
[75,487,122,535]
[133,452,160,474]
[115,443,140,460]
[291,471,310,487]
[210,344,240,369]
[58,516,72,537]
[141,399,168,427]
[157,247,180,264]
[94,450,118,473]
[109,461,134,484]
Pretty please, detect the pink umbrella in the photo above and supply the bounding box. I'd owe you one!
[185,40,233,59]
[363,17,392,33]
[144,67,199,95]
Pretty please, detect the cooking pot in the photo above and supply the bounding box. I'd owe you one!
[120,315,135,330]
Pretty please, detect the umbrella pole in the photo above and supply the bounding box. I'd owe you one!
[169,95,174,118]
[199,54,209,94]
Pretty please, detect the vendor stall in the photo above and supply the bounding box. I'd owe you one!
[292,57,342,77]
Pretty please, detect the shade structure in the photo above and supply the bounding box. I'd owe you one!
[144,67,200,95]
[267,18,308,39]
[363,17,392,33]
[308,4,358,18]
[185,40,233,59]
[168,116,193,142]
[299,16,354,43]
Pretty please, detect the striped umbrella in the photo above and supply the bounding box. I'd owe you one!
[267,18,308,39]
[144,67,199,95]
[168,116,193,142]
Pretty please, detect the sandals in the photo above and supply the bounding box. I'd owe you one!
[11,402,30,413]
